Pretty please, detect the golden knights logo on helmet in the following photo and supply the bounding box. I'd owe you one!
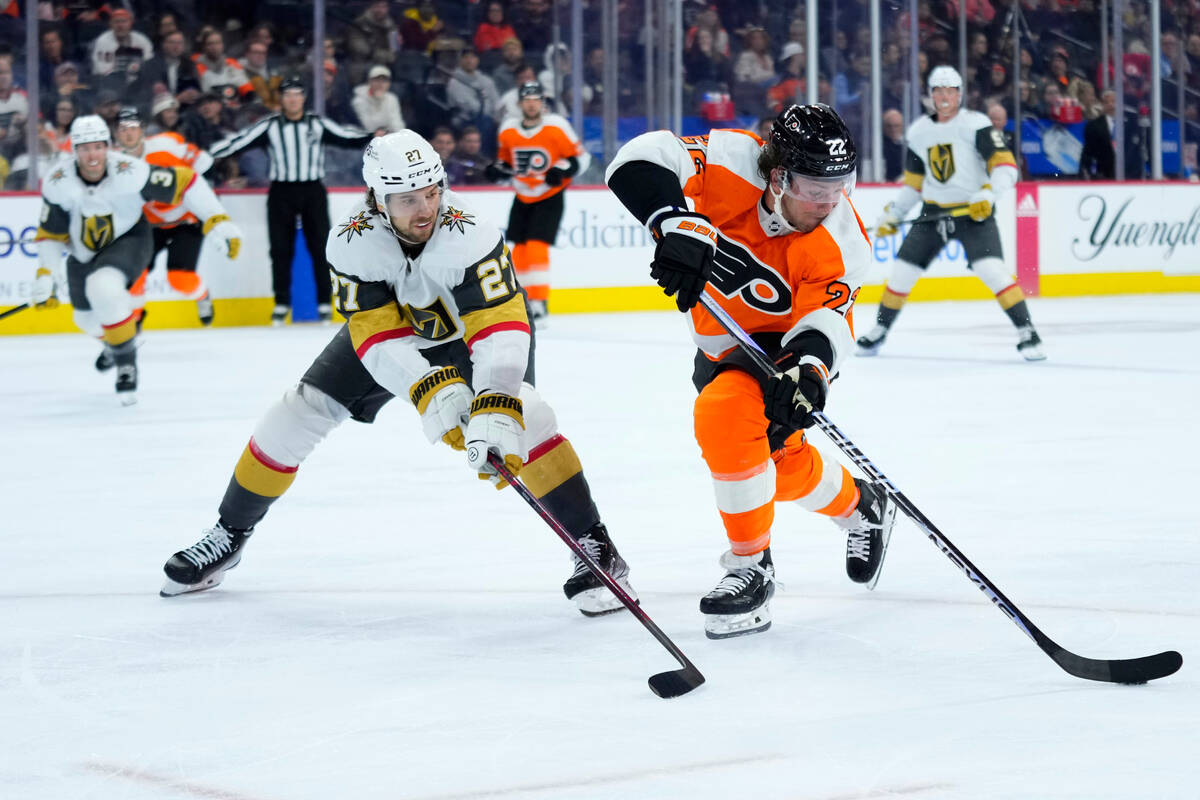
[82,214,115,251]
[927,144,956,182]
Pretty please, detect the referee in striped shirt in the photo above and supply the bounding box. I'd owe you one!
[210,76,375,324]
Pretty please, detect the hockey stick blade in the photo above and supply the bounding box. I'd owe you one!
[1044,640,1182,685]
[488,453,705,698]
[696,292,1183,684]
[648,664,707,698]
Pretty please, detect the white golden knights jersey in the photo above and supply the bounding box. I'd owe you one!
[325,189,531,399]
[902,109,1018,206]
[37,151,224,262]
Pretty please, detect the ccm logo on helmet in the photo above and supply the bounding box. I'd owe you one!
[381,166,437,184]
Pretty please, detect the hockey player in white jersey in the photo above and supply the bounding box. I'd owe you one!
[860,66,1045,360]
[31,115,241,403]
[160,130,639,618]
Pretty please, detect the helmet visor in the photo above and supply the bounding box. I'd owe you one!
[778,170,856,202]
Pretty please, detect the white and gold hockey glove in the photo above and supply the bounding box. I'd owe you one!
[204,214,243,259]
[31,268,59,309]
[874,204,902,237]
[409,366,473,451]
[967,189,995,222]
[464,392,526,490]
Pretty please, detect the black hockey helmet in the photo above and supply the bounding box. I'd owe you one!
[769,103,857,178]
[518,81,544,100]
[117,106,142,127]
[760,103,857,202]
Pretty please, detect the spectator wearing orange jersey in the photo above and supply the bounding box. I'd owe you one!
[607,104,895,639]
[486,81,589,325]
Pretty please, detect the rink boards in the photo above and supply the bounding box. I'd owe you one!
[1,181,1197,335]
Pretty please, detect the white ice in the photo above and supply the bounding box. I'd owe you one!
[2,295,1197,800]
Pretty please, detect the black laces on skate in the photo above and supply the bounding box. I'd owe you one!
[180,526,234,569]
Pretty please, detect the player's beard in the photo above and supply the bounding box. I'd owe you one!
[393,213,436,245]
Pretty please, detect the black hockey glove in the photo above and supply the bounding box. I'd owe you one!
[485,160,515,183]
[763,356,830,429]
[649,210,717,312]
[544,166,567,186]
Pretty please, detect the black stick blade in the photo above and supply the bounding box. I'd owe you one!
[648,666,706,699]
[1049,647,1183,684]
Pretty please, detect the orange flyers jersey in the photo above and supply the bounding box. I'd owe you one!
[497,113,590,203]
[607,128,873,373]
[138,133,215,227]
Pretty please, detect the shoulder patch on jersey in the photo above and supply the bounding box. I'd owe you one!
[115,159,135,174]
[439,205,476,233]
[337,210,375,241]
[706,129,768,190]
[49,167,66,183]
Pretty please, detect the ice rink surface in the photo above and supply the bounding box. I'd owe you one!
[2,295,1198,800]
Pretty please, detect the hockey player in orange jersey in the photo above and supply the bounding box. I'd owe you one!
[485,81,589,326]
[114,106,238,338]
[607,104,897,639]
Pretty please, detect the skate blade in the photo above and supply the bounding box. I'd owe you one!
[118,392,137,406]
[573,585,639,617]
[159,572,227,597]
[865,502,899,591]
[704,608,772,639]
[856,344,882,357]
[1019,345,1047,361]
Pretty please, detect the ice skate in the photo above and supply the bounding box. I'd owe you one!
[1017,326,1046,361]
[856,324,889,356]
[563,523,637,616]
[317,303,333,323]
[95,345,115,372]
[197,295,214,327]
[271,304,289,326]
[700,548,775,639]
[161,522,252,596]
[528,299,548,330]
[836,479,897,588]
[115,363,138,406]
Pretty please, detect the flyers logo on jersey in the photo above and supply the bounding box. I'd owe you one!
[403,297,458,341]
[82,214,115,251]
[928,144,956,182]
[514,148,551,175]
[709,236,792,314]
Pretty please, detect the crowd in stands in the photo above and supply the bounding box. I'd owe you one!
[0,0,1197,189]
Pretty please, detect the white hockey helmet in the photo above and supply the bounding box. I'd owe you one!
[928,65,963,92]
[69,114,112,150]
[362,129,445,205]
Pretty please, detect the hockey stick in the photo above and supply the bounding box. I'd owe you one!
[865,207,972,236]
[487,452,705,698]
[697,291,1182,684]
[0,303,31,321]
